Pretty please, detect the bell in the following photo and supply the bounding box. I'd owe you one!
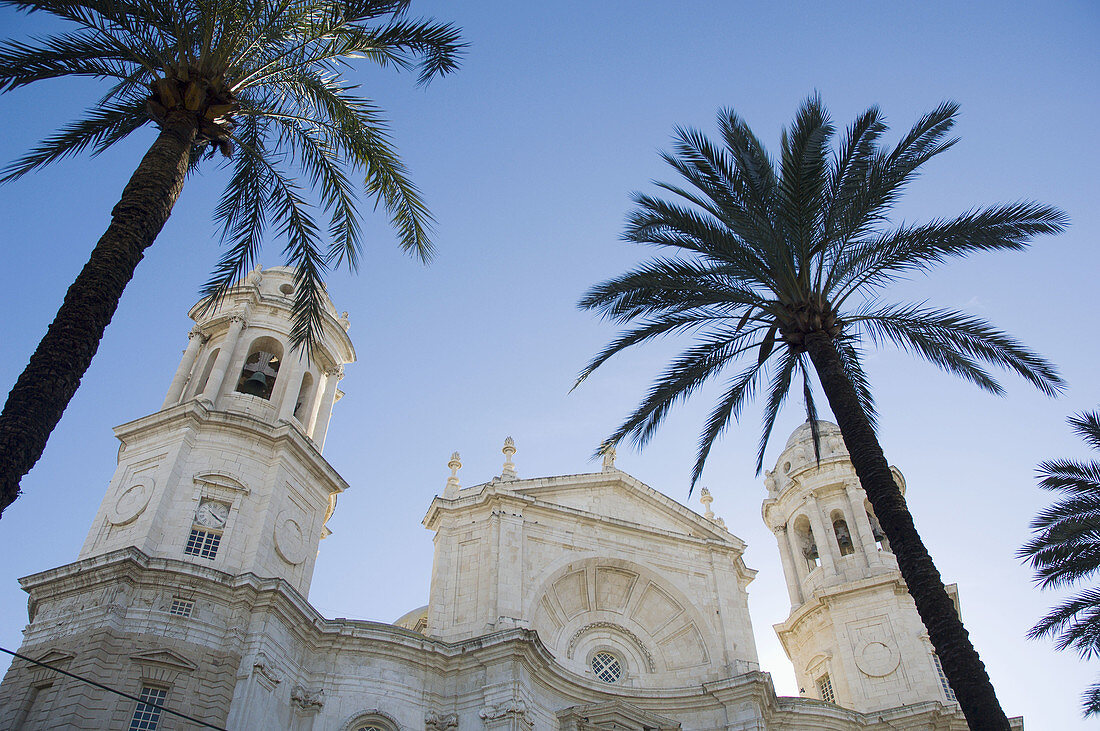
[240,370,268,397]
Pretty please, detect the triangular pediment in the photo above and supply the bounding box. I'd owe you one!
[130,649,198,672]
[557,699,680,730]
[510,472,739,545]
[34,649,75,666]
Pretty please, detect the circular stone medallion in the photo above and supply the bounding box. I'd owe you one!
[855,639,900,677]
[274,510,308,565]
[108,482,152,525]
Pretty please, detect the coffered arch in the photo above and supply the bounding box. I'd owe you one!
[525,556,720,686]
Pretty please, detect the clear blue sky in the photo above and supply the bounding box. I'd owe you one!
[0,1,1097,726]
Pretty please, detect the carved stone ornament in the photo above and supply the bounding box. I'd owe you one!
[566,621,656,672]
[291,685,325,712]
[855,639,900,677]
[252,653,282,690]
[479,699,530,721]
[108,480,154,525]
[274,509,309,565]
[425,710,459,731]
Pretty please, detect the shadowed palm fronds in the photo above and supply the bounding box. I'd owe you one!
[1021,410,1100,717]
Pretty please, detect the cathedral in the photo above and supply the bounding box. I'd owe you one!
[0,268,1011,729]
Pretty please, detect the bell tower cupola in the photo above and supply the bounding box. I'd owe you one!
[762,421,959,714]
[77,267,355,597]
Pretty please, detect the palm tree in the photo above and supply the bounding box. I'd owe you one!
[1020,410,1100,717]
[0,0,463,516]
[575,96,1066,728]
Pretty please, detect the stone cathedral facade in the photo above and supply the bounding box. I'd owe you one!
[0,268,1004,729]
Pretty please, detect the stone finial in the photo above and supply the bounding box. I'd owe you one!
[600,443,617,472]
[501,437,517,481]
[699,486,715,519]
[338,311,350,332]
[444,452,462,497]
[246,265,263,287]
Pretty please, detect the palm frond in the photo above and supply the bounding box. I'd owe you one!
[831,203,1068,301]
[854,304,1064,397]
[0,94,148,181]
[690,360,769,490]
[752,349,800,474]
[1070,412,1100,452]
[602,329,767,453]
[579,256,768,324]
[776,93,831,276]
[1025,408,1100,718]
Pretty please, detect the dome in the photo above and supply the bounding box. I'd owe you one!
[783,419,843,452]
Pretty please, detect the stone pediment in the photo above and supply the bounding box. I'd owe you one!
[512,473,738,545]
[557,700,680,730]
[33,649,74,666]
[130,649,198,672]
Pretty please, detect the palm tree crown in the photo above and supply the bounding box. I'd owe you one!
[0,0,462,517]
[576,96,1066,728]
[1020,410,1100,717]
[1,0,462,345]
[578,96,1064,484]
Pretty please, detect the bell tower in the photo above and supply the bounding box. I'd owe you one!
[762,421,960,714]
[0,267,356,730]
[77,266,356,596]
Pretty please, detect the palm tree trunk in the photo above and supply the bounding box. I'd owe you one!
[803,331,1010,729]
[0,122,197,517]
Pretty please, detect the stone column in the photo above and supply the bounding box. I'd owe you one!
[804,493,837,576]
[775,526,804,606]
[200,315,246,405]
[309,366,342,449]
[275,353,308,422]
[846,484,881,567]
[162,329,206,408]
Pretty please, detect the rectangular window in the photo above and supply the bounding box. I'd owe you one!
[932,653,957,702]
[184,529,221,560]
[167,599,194,617]
[817,672,835,704]
[129,686,168,731]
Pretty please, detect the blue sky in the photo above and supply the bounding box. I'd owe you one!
[0,1,1097,725]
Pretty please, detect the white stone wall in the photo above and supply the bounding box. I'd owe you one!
[424,470,759,690]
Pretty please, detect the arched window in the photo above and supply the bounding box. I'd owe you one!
[865,501,891,552]
[831,510,854,556]
[293,372,315,422]
[235,337,283,400]
[344,711,399,731]
[792,515,819,570]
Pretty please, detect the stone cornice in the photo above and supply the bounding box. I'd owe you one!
[773,571,908,636]
[111,400,349,495]
[423,472,745,553]
[17,548,777,713]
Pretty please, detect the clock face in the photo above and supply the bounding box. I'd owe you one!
[195,500,229,528]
